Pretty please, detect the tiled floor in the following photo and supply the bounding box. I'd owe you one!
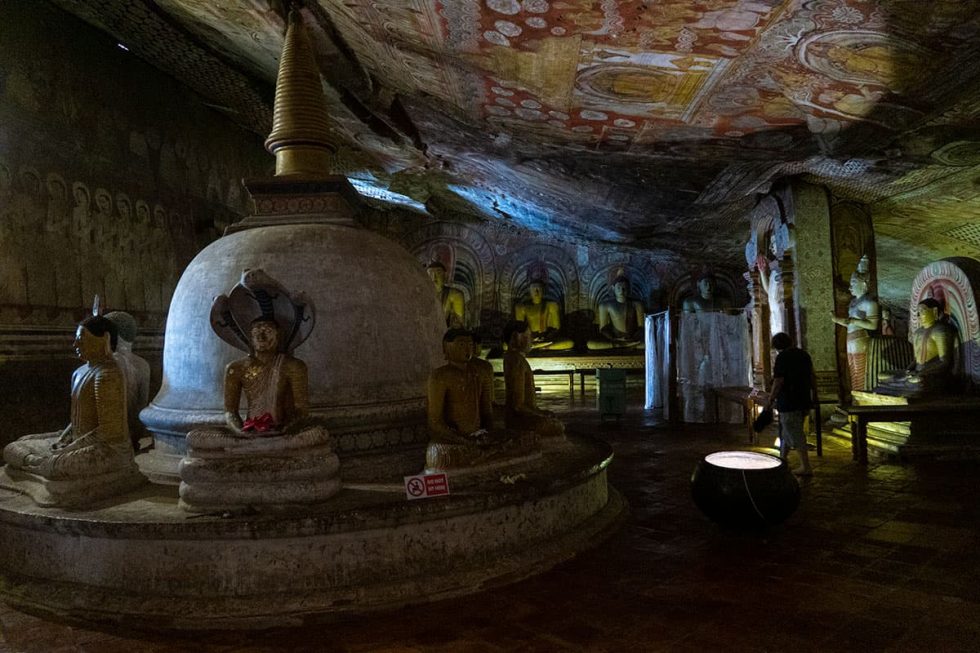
[3,391,980,652]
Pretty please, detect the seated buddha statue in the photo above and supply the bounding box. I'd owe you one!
[105,310,152,452]
[2,313,144,507]
[875,298,959,399]
[502,321,566,444]
[514,280,574,351]
[179,269,339,512]
[682,276,732,313]
[425,328,538,473]
[426,261,465,329]
[586,274,646,350]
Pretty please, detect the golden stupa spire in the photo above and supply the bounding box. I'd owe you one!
[265,7,334,177]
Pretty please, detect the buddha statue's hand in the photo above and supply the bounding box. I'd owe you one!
[51,426,75,450]
[435,428,467,445]
[224,411,245,434]
[468,429,491,445]
[52,428,96,451]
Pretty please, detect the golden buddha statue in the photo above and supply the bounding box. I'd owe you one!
[426,261,465,328]
[502,321,566,443]
[586,273,646,350]
[2,312,144,507]
[220,318,311,434]
[876,298,959,398]
[179,269,339,512]
[425,329,538,473]
[514,280,575,351]
[105,310,151,452]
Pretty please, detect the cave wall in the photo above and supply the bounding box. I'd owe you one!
[0,1,267,439]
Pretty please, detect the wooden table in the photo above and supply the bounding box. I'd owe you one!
[843,402,980,464]
[711,386,755,440]
[490,354,645,399]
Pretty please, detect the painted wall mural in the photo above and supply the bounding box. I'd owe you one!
[0,2,267,330]
[40,0,980,285]
[308,0,975,150]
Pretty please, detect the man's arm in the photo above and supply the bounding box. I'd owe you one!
[766,376,783,410]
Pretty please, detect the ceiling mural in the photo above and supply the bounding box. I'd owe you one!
[48,0,980,284]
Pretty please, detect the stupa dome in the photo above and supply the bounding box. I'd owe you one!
[140,219,445,480]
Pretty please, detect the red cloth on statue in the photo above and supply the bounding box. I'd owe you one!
[848,352,867,392]
[242,413,277,433]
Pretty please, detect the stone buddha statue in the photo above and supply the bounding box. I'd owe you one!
[876,298,959,399]
[502,321,566,443]
[105,311,151,452]
[2,312,144,507]
[426,328,538,473]
[179,269,340,512]
[682,276,732,313]
[586,274,646,350]
[514,280,575,351]
[831,256,880,392]
[426,261,465,329]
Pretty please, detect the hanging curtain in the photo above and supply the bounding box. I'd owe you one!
[645,312,671,412]
[676,311,751,423]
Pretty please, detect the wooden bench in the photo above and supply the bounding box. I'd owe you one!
[843,402,980,464]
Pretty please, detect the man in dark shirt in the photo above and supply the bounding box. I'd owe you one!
[765,332,816,476]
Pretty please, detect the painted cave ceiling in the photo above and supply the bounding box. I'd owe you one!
[50,0,980,292]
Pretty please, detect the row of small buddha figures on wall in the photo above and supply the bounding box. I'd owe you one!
[0,164,181,312]
[0,274,569,511]
[427,262,733,352]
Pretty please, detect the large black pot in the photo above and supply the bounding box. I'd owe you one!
[691,451,800,528]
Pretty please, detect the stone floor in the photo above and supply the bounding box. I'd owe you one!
[3,389,980,652]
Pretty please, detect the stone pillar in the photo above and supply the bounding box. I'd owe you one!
[779,254,797,344]
[790,181,840,399]
[745,269,771,391]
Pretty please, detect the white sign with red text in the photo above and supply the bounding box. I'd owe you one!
[404,472,450,500]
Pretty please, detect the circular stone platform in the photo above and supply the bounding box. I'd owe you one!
[0,436,624,630]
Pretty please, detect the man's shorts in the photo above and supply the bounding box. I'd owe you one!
[779,410,806,449]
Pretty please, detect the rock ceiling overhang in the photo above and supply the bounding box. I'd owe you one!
[48,0,980,276]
